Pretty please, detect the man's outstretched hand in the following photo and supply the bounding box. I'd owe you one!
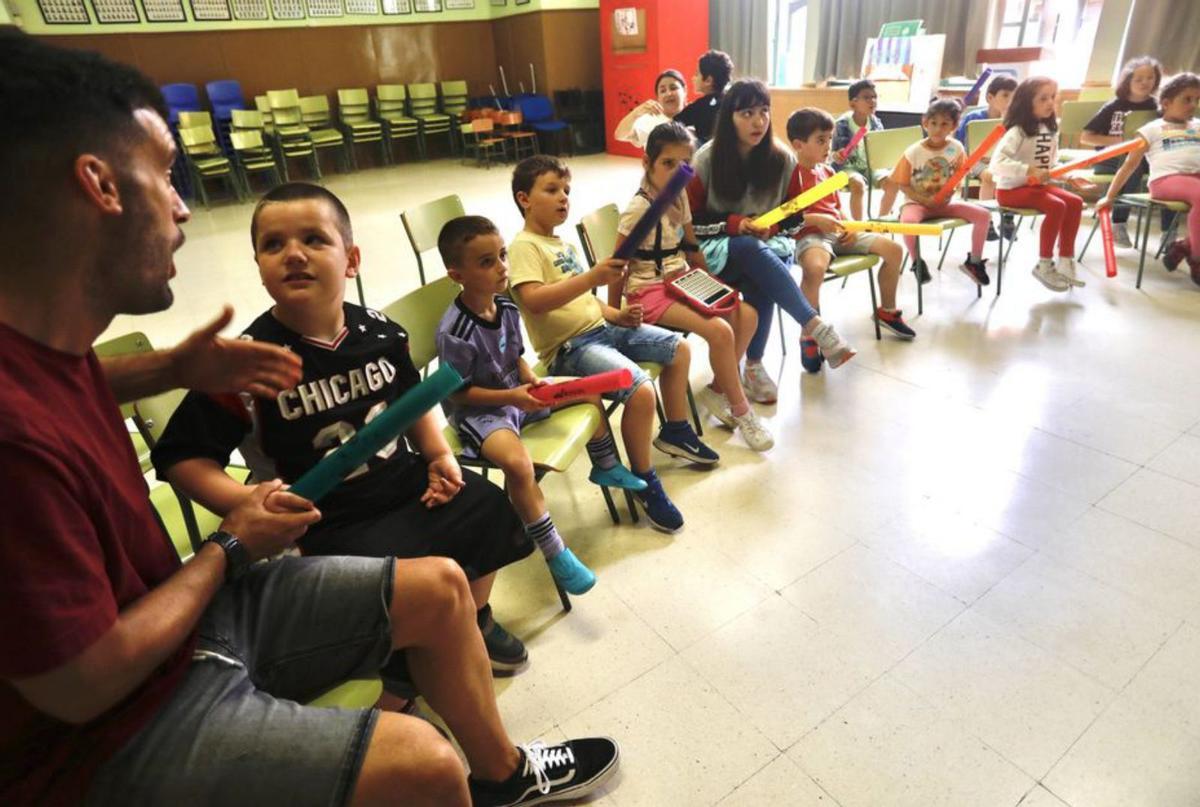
[171,306,303,398]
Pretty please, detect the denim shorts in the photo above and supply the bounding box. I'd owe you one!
[86,555,396,807]
[795,231,877,259]
[548,323,679,404]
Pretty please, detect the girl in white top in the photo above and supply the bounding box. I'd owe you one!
[1098,72,1200,282]
[992,77,1095,292]
[613,69,688,150]
[891,98,994,287]
[610,121,773,451]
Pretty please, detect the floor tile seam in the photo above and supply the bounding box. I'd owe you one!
[712,752,845,807]
[1002,455,1138,506]
[666,586,777,656]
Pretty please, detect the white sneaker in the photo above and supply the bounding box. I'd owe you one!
[741,362,778,405]
[731,408,774,451]
[809,321,856,369]
[694,385,736,428]
[1032,259,1070,292]
[1056,257,1086,288]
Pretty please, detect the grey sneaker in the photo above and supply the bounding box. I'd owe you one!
[809,321,856,368]
[741,362,778,404]
[694,385,736,428]
[1032,260,1070,292]
[1113,222,1133,248]
[731,409,774,451]
[1056,258,1086,288]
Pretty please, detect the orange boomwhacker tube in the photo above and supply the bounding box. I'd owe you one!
[1041,138,1141,182]
[931,124,1006,206]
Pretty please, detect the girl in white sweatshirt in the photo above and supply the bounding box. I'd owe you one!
[992,77,1093,292]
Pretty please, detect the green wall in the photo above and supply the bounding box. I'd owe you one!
[10,0,594,35]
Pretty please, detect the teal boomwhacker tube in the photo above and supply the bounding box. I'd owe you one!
[289,365,465,502]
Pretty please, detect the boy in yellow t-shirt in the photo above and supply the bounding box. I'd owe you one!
[507,155,715,534]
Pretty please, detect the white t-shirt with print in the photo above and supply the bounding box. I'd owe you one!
[1139,117,1200,185]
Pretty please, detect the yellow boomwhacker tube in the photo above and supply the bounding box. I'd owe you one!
[753,171,849,228]
[842,220,945,237]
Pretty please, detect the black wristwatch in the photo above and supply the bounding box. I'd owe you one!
[205,530,251,581]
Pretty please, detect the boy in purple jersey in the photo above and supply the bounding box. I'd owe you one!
[436,216,648,596]
[152,183,537,678]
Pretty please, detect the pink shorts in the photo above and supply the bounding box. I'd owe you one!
[625,282,678,325]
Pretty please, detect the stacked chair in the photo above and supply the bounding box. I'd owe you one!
[376,84,424,162]
[408,82,455,157]
[336,88,387,169]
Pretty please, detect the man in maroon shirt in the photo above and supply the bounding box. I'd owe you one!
[0,30,618,807]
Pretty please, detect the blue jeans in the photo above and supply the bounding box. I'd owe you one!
[721,235,818,360]
[548,323,679,404]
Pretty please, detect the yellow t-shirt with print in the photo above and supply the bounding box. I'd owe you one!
[508,229,605,365]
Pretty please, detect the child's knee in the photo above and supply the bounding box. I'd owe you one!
[703,317,734,347]
[628,381,656,411]
[848,174,866,192]
[672,337,691,364]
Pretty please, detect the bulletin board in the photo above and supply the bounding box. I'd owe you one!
[92,0,139,23]
[230,0,268,19]
[190,0,231,19]
[142,0,186,20]
[271,0,304,17]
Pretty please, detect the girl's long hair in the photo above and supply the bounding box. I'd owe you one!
[710,79,789,201]
[1004,77,1058,137]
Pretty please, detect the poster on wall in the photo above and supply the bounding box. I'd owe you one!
[231,0,268,19]
[306,0,342,14]
[414,0,440,9]
[381,0,410,11]
[271,0,304,17]
[190,0,231,19]
[93,0,140,23]
[514,0,529,5]
[37,0,90,23]
[345,0,379,13]
[445,0,473,8]
[142,0,185,20]
[490,0,505,5]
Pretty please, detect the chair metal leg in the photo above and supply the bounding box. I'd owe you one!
[686,386,703,435]
[550,568,572,613]
[1080,216,1099,259]
[1136,204,1152,288]
[935,227,956,274]
[868,268,881,340]
[600,484,620,524]
[777,306,787,355]
[914,241,923,316]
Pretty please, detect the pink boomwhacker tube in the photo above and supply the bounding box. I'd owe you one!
[838,125,867,163]
[529,369,635,404]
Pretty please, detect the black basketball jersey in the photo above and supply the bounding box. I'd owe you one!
[152,303,422,523]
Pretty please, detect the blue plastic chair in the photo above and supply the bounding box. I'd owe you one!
[205,80,246,122]
[516,94,571,154]
[161,83,201,126]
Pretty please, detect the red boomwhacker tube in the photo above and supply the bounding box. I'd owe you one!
[1099,207,1118,278]
[931,124,1006,206]
[529,369,635,404]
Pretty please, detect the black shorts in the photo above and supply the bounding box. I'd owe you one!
[299,460,532,580]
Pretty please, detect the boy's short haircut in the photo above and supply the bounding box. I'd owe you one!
[925,97,963,125]
[986,75,1018,97]
[511,154,571,217]
[848,79,876,101]
[786,107,835,143]
[698,50,734,95]
[438,215,500,269]
[251,181,353,249]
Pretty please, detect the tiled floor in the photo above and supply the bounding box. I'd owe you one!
[117,153,1200,806]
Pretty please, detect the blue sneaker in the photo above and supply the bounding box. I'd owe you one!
[800,337,824,374]
[547,548,596,595]
[588,463,648,491]
[653,422,720,465]
[634,469,684,533]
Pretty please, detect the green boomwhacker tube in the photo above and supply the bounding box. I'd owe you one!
[289,364,465,503]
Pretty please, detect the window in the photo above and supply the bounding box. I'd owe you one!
[996,0,1104,88]
[769,0,807,87]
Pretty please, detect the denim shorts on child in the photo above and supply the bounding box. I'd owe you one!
[794,231,878,259]
[86,555,396,807]
[455,405,551,457]
[548,322,679,404]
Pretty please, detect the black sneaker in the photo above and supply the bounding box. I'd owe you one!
[986,221,1000,241]
[911,258,932,285]
[958,256,990,286]
[478,604,528,675]
[469,737,621,807]
[1000,214,1018,241]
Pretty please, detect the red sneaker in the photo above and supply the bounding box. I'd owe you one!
[874,307,917,340]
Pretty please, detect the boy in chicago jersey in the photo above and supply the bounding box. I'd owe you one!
[152,182,535,679]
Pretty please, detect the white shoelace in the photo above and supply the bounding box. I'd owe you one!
[518,740,576,795]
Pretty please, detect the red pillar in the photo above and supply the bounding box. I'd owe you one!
[600,0,711,157]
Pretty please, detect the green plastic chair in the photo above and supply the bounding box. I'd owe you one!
[299,95,350,172]
[253,95,275,131]
[179,125,241,207]
[337,88,386,169]
[376,84,423,161]
[407,82,455,157]
[864,125,923,214]
[1059,100,1105,157]
[178,110,214,131]
[439,79,469,120]
[400,194,466,285]
[266,89,321,181]
[381,277,609,611]
[231,130,282,194]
